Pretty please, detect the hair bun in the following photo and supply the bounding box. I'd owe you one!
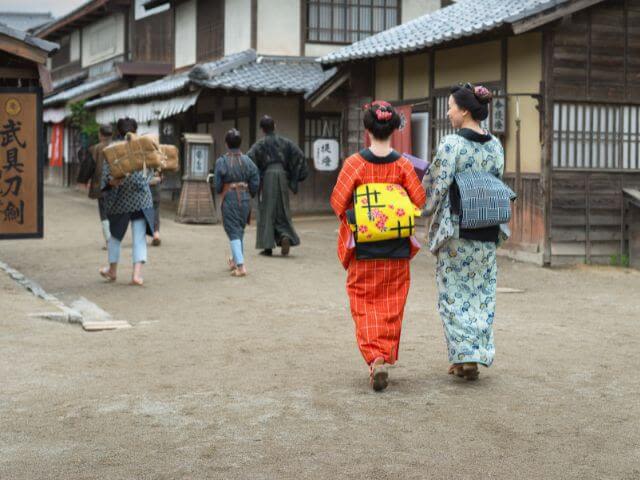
[474,86,493,105]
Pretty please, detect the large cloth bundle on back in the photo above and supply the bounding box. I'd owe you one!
[158,145,179,172]
[347,183,422,243]
[103,133,167,179]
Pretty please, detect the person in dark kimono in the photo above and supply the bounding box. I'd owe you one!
[89,126,113,250]
[214,129,260,277]
[149,171,162,246]
[247,115,309,256]
[98,118,154,286]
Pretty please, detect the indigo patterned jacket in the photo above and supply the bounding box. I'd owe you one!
[422,129,509,253]
[100,161,153,216]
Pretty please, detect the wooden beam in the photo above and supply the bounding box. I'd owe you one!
[308,71,350,108]
[0,66,38,79]
[0,36,48,64]
[251,0,258,51]
[37,0,110,38]
[541,30,554,266]
[511,0,606,35]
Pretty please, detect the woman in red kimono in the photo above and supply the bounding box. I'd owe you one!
[330,101,426,391]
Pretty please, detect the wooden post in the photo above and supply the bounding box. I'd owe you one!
[249,96,257,146]
[541,31,554,267]
[585,174,591,264]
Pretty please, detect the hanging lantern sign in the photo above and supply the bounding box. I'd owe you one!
[313,138,339,172]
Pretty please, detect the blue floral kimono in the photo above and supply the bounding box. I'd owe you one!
[422,129,508,367]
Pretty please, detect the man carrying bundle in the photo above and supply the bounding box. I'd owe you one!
[98,118,154,286]
[247,115,309,257]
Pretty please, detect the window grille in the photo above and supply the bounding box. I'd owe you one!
[553,102,640,170]
[307,0,399,44]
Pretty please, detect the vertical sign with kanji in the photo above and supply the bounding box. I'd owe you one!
[313,139,339,172]
[0,88,43,239]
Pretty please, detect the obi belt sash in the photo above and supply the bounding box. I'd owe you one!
[451,171,517,230]
[347,183,422,243]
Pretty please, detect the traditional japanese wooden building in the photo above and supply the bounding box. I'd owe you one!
[318,0,640,266]
[36,0,174,186]
[81,0,445,212]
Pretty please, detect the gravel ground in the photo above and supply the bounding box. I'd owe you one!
[1,186,639,480]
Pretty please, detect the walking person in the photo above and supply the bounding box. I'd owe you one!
[78,125,113,249]
[331,101,426,391]
[247,115,309,257]
[214,129,260,277]
[99,118,154,286]
[422,83,507,381]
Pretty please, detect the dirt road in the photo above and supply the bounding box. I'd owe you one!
[1,187,639,479]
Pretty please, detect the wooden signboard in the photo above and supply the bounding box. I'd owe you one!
[0,87,43,239]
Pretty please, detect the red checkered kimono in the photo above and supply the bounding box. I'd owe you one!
[330,150,426,366]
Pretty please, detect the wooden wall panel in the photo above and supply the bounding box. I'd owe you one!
[503,174,545,250]
[551,0,639,104]
[550,171,640,264]
[132,9,174,64]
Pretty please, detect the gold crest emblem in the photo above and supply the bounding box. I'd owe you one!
[5,98,21,116]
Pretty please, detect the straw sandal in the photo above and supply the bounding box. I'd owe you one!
[370,358,389,392]
[449,363,479,381]
[230,267,247,277]
[130,277,144,286]
[99,267,116,282]
[228,257,236,271]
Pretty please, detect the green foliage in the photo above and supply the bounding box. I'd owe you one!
[69,100,99,146]
[609,254,630,268]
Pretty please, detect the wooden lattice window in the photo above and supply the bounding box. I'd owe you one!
[304,114,342,159]
[197,0,224,62]
[553,102,640,170]
[306,0,399,44]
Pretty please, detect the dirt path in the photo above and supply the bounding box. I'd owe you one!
[1,187,639,479]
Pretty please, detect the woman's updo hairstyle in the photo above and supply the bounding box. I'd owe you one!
[450,83,493,122]
[225,128,242,149]
[363,100,401,140]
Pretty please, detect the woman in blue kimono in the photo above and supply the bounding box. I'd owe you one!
[422,83,508,381]
[214,129,260,277]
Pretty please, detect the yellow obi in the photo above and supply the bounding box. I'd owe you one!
[348,183,422,243]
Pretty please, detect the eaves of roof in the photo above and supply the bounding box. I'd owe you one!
[0,22,59,57]
[36,0,111,39]
[319,0,601,67]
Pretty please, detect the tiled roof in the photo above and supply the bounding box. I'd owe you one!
[320,0,576,66]
[86,50,256,108]
[0,22,58,55]
[0,12,53,32]
[84,72,191,109]
[51,71,88,92]
[193,55,338,95]
[44,73,122,107]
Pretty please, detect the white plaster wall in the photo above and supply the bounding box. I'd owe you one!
[402,0,441,22]
[257,0,301,56]
[81,13,125,68]
[225,0,253,55]
[305,43,342,58]
[70,31,80,62]
[256,97,300,144]
[175,0,197,69]
[375,58,400,101]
